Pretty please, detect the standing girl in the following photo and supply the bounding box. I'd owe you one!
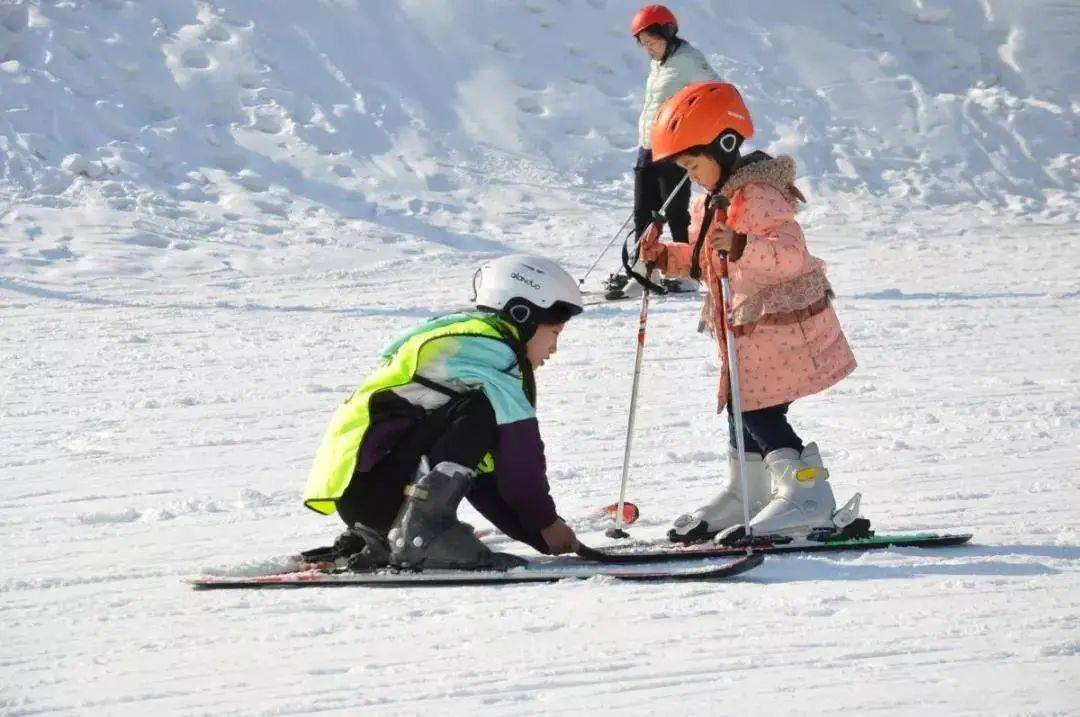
[638,82,858,542]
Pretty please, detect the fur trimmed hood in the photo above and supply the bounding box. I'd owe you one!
[720,154,806,208]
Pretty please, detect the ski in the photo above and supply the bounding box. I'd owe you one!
[188,551,763,589]
[604,529,973,560]
[582,288,698,306]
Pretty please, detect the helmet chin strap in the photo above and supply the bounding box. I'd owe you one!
[690,140,742,281]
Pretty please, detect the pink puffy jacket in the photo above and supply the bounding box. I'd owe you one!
[652,155,856,412]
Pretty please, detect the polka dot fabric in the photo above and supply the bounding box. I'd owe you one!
[654,178,856,411]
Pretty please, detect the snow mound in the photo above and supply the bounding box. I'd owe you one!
[1,0,1076,289]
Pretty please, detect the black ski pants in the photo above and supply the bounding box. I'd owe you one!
[336,391,549,554]
[726,401,804,457]
[634,147,691,245]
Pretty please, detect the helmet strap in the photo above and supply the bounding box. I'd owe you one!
[688,198,715,281]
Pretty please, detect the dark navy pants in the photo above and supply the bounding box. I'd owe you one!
[726,401,804,456]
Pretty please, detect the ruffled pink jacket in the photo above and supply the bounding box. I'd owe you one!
[653,155,856,412]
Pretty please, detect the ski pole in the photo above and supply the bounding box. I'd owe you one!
[579,172,689,288]
[708,194,753,552]
[607,276,652,539]
[578,209,635,287]
[717,252,753,548]
[606,173,690,540]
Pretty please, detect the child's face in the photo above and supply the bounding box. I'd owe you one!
[675,153,722,189]
[526,322,566,368]
[637,31,667,61]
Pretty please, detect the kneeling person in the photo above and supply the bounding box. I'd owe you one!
[302,255,583,570]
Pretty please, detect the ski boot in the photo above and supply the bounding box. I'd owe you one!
[605,264,664,300]
[715,444,870,546]
[746,442,837,537]
[661,276,699,294]
[603,272,631,300]
[388,460,527,571]
[668,451,771,543]
[300,522,391,570]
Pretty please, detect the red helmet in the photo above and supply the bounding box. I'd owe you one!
[630,4,678,37]
[650,82,755,162]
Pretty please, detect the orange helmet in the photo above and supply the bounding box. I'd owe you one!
[650,82,755,162]
[630,5,677,37]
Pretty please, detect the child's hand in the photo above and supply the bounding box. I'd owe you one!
[710,227,737,253]
[710,227,748,260]
[637,221,665,263]
[541,520,579,555]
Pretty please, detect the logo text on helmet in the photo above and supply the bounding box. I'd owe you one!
[510,272,541,291]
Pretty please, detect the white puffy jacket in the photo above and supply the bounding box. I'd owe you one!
[637,40,719,149]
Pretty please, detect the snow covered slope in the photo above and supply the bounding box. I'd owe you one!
[1,0,1077,295]
[1,1,1078,715]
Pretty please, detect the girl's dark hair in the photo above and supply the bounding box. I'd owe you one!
[636,23,678,44]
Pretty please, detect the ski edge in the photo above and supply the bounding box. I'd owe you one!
[626,532,974,561]
[187,552,763,590]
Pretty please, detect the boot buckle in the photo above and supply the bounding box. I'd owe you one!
[403,484,429,500]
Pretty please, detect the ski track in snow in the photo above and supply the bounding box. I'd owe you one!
[1,0,1079,715]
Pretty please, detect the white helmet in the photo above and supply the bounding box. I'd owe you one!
[472,255,583,337]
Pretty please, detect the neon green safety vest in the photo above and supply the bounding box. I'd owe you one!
[303,313,523,515]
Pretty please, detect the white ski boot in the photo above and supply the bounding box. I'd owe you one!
[746,442,837,537]
[668,451,771,543]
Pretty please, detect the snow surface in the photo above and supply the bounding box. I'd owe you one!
[2,0,1078,714]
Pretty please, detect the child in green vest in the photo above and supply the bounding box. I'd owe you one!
[303,255,585,570]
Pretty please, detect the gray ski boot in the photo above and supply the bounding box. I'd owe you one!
[388,460,527,571]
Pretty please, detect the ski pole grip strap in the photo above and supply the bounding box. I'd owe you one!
[621,226,666,294]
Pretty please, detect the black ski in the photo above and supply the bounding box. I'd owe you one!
[188,551,764,589]
[604,529,973,561]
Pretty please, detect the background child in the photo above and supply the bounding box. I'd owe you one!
[605,4,719,299]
